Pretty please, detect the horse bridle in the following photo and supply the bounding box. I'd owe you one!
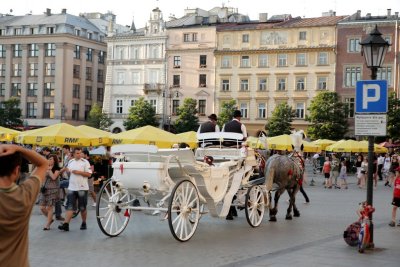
[289,150,305,177]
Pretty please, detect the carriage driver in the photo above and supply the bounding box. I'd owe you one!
[197,113,220,134]
[222,110,248,141]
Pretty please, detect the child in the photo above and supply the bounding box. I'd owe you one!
[338,160,348,189]
[389,166,400,227]
[323,157,331,188]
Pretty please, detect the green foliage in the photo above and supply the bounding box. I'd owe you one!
[0,98,22,128]
[265,102,295,136]
[387,92,400,141]
[174,98,199,133]
[87,103,113,131]
[123,97,159,130]
[218,99,236,128]
[305,91,348,140]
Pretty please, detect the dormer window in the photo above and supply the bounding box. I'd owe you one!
[47,27,55,34]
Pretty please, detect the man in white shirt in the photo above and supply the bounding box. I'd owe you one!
[58,147,92,231]
[377,154,385,181]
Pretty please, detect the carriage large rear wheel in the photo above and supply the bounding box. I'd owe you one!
[96,179,131,237]
[245,185,265,227]
[168,180,200,242]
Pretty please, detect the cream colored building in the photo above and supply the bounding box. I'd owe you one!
[215,14,346,135]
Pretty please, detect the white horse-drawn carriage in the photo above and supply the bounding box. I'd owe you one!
[96,132,268,241]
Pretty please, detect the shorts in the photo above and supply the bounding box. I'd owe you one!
[66,190,88,211]
[391,197,400,207]
[324,173,330,179]
[88,178,94,192]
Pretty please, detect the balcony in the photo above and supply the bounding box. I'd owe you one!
[143,83,163,95]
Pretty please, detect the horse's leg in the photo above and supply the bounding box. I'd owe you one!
[269,188,284,221]
[286,188,294,220]
[293,186,301,217]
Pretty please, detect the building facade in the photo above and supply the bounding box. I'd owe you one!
[0,9,108,127]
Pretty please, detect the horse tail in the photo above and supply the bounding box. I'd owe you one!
[264,156,276,191]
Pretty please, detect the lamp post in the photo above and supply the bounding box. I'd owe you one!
[163,87,179,132]
[359,25,390,246]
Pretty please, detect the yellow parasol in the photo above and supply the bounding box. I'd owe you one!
[302,140,322,153]
[110,125,181,148]
[246,136,267,149]
[267,134,321,152]
[312,139,336,150]
[76,125,111,146]
[325,139,388,153]
[0,126,20,142]
[176,131,198,149]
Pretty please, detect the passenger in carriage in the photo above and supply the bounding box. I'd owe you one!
[222,110,248,147]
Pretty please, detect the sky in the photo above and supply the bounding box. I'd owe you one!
[2,0,399,28]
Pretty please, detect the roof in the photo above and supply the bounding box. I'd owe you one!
[278,16,348,28]
[217,21,284,31]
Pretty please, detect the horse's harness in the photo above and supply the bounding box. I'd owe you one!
[288,150,305,182]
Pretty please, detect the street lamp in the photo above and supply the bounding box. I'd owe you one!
[359,24,390,247]
[163,87,180,132]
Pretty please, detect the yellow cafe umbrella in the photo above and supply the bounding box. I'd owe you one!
[358,141,388,153]
[110,125,181,148]
[0,126,20,142]
[16,123,103,147]
[302,140,322,153]
[267,134,320,152]
[246,136,267,149]
[176,131,198,149]
[325,140,387,153]
[76,125,111,146]
[312,139,336,150]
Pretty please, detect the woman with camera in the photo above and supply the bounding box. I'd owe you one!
[39,154,61,230]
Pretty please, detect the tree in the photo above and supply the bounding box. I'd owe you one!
[218,99,237,128]
[387,92,400,141]
[87,103,113,131]
[265,102,295,137]
[0,98,22,129]
[123,97,159,130]
[174,98,199,133]
[306,91,348,140]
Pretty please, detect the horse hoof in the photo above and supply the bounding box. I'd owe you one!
[285,215,292,220]
[269,217,277,222]
[293,211,300,217]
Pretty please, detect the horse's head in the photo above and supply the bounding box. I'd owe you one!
[290,130,305,154]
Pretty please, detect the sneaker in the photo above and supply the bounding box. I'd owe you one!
[389,221,395,227]
[58,222,69,231]
[92,203,96,207]
[80,222,87,230]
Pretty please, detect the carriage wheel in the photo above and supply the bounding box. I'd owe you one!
[168,180,200,242]
[96,179,131,237]
[245,185,265,227]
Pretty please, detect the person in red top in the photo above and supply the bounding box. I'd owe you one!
[389,166,400,227]
[322,157,332,188]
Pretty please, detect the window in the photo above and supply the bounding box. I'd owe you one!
[46,27,55,34]
[27,83,38,97]
[377,66,392,86]
[348,38,361,52]
[240,103,248,118]
[344,66,361,87]
[149,99,157,113]
[295,103,305,119]
[259,78,267,91]
[199,74,207,87]
[222,79,230,91]
[13,44,22,57]
[258,54,268,67]
[241,56,250,67]
[43,103,55,119]
[98,51,105,64]
[86,48,93,61]
[97,88,104,102]
[0,29,5,36]
[221,56,231,68]
[29,44,39,57]
[116,99,123,114]
[13,64,22,77]
[318,52,328,65]
[75,29,81,36]
[296,53,306,66]
[299,31,307,41]
[384,36,392,52]
[28,63,38,77]
[85,86,92,100]
[45,63,55,76]
[0,64,5,77]
[277,78,286,91]
[317,77,327,90]
[296,77,305,90]
[130,99,137,107]
[11,83,21,97]
[73,65,80,78]
[258,103,266,118]
[240,79,249,91]
[98,69,104,82]
[277,54,287,67]
[14,28,22,35]
[173,75,180,87]
[198,100,206,115]
[344,97,355,118]
[44,82,55,97]
[74,45,81,59]
[45,43,56,57]
[149,45,159,59]
[26,102,37,118]
[117,72,125,85]
[200,55,207,67]
[73,84,80,98]
[0,45,5,58]
[87,32,92,39]
[132,72,140,84]
[183,33,197,42]
[85,105,91,120]
[72,104,79,120]
[172,100,180,115]
[173,56,181,68]
[130,47,139,59]
[0,83,5,96]
[242,34,249,43]
[86,67,92,80]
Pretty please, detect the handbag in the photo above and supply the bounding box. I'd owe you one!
[40,177,50,194]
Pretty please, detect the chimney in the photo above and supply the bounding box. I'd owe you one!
[387,9,391,17]
[46,8,51,16]
[356,10,361,19]
[395,12,399,18]
[259,13,268,22]
[61,8,67,14]
[366,13,371,19]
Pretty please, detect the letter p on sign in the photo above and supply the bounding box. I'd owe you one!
[356,80,388,113]
[362,84,380,109]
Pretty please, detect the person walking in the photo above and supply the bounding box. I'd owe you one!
[0,144,47,267]
[355,154,364,186]
[388,166,400,227]
[331,154,340,188]
[383,153,391,186]
[377,153,385,181]
[58,147,92,231]
[338,160,348,189]
[387,155,399,187]
[359,158,368,189]
[323,157,332,188]
[39,154,61,230]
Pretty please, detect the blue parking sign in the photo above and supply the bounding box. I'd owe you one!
[355,80,388,113]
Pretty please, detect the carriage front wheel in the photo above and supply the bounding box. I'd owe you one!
[168,180,200,242]
[96,179,132,237]
[245,185,265,227]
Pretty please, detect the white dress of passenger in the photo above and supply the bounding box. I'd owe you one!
[67,158,92,191]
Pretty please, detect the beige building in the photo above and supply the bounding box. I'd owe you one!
[0,9,110,127]
[215,14,346,135]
